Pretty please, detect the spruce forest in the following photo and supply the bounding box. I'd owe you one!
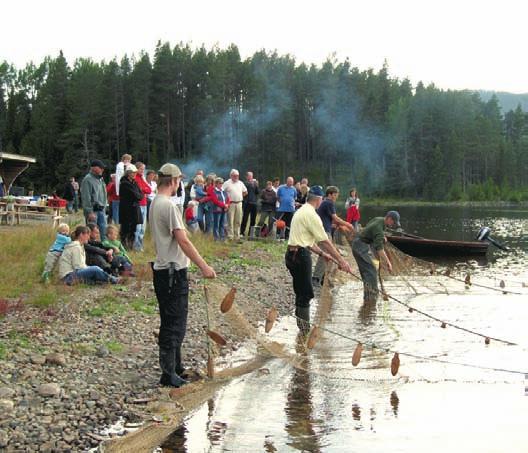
[1,42,527,201]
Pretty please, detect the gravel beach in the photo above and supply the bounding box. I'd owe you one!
[0,239,295,452]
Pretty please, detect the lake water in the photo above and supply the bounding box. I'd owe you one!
[160,206,528,452]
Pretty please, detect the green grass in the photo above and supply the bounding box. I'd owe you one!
[86,296,127,317]
[0,342,6,360]
[31,289,58,308]
[104,340,124,353]
[7,330,31,349]
[131,298,157,315]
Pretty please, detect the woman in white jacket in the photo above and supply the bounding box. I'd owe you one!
[58,225,119,285]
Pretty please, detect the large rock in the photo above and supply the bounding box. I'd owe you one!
[45,353,67,366]
[0,387,15,399]
[30,354,46,365]
[38,383,61,398]
[0,400,14,413]
[0,429,8,448]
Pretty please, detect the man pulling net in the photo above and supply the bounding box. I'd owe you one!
[285,186,353,333]
[351,210,400,302]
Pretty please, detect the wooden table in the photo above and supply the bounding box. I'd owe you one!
[0,202,64,227]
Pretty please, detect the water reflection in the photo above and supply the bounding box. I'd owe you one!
[285,336,322,452]
[390,391,400,417]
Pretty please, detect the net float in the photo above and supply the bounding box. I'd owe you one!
[499,280,505,288]
[352,343,363,366]
[207,356,215,378]
[391,352,400,376]
[265,306,278,333]
[465,274,471,285]
[440,322,447,329]
[207,330,227,346]
[485,337,490,345]
[306,326,320,349]
[220,287,237,313]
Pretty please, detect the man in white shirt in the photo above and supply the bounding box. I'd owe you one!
[222,169,247,241]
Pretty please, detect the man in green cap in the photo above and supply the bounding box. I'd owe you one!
[351,210,400,302]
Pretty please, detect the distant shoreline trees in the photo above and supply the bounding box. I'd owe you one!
[0,42,527,201]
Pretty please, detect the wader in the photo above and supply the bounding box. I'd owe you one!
[351,237,379,302]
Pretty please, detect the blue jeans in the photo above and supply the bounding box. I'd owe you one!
[134,206,147,251]
[96,210,107,240]
[213,211,226,240]
[63,266,117,285]
[204,206,214,234]
[112,200,120,224]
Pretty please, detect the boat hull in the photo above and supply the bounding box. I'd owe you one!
[387,236,489,257]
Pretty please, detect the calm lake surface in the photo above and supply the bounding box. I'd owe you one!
[160,206,528,452]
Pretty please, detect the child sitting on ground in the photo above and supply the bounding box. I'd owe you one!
[102,224,133,271]
[185,200,200,233]
[42,223,71,282]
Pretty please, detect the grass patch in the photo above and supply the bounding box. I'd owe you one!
[0,342,6,360]
[86,296,127,317]
[31,289,59,308]
[131,298,157,315]
[7,330,31,348]
[104,340,124,353]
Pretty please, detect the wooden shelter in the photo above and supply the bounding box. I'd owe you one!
[0,152,36,192]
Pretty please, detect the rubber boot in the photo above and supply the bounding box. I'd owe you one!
[159,349,187,387]
[295,306,310,334]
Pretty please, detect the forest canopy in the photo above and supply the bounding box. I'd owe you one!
[1,42,527,201]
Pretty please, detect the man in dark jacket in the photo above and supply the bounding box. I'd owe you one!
[240,171,259,237]
[258,180,277,236]
[63,177,77,213]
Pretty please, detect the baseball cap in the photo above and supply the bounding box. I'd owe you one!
[158,163,182,178]
[386,210,401,227]
[309,185,324,197]
[90,159,105,169]
[125,164,138,173]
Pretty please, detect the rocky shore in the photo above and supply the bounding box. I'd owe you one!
[0,239,294,452]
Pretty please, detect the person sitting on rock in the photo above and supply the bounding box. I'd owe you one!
[58,226,119,285]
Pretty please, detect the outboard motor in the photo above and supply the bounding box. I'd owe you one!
[476,227,508,251]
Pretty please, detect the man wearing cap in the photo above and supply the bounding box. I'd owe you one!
[81,160,108,239]
[285,185,353,333]
[150,163,216,388]
[222,169,247,241]
[351,211,399,302]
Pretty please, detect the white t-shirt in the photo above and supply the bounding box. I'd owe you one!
[149,194,190,270]
[115,161,127,196]
[147,180,157,202]
[170,180,186,207]
[222,179,247,202]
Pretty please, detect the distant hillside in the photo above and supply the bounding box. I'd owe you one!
[478,91,528,113]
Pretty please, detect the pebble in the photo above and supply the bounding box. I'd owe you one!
[0,430,8,448]
[96,345,109,358]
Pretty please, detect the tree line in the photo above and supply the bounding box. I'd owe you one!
[0,42,527,201]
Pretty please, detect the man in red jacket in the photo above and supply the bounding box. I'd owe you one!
[134,162,152,251]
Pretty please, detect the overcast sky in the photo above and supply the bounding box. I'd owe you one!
[2,0,526,93]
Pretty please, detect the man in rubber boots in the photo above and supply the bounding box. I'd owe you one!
[150,163,216,387]
[285,185,353,333]
[351,210,400,303]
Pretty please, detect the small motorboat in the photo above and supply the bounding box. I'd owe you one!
[387,234,489,257]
